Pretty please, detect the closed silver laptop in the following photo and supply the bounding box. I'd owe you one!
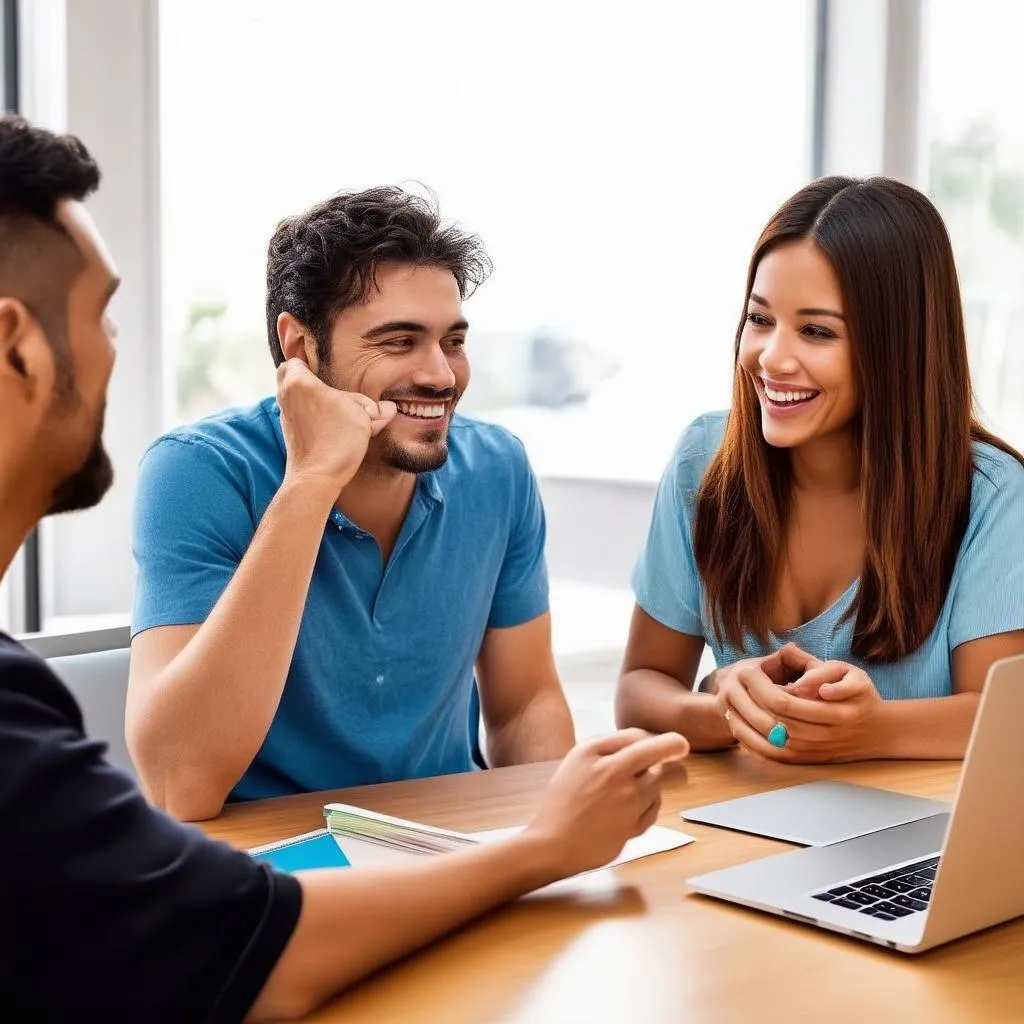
[686,654,1024,952]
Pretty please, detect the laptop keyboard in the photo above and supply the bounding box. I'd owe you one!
[810,856,940,921]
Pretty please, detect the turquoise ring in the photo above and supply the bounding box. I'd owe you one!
[768,723,789,748]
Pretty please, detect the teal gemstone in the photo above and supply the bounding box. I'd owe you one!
[768,723,789,748]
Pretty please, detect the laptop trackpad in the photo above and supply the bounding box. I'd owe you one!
[681,781,951,846]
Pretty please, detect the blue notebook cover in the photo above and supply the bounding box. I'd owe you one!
[250,828,351,873]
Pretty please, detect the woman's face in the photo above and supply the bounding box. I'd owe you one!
[738,238,859,450]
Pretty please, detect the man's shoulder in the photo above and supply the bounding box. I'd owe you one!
[432,416,536,520]
[446,414,532,472]
[0,634,59,684]
[0,636,82,745]
[142,397,281,466]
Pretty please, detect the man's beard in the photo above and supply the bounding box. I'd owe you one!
[320,366,460,474]
[48,404,114,514]
[374,420,451,474]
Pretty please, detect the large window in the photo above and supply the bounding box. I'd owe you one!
[924,0,1024,447]
[160,0,814,482]
[12,0,1019,684]
[16,0,819,655]
[157,0,814,684]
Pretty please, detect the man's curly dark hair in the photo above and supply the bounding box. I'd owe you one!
[0,115,101,389]
[265,186,492,367]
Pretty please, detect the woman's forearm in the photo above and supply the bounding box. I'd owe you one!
[877,692,981,759]
[617,669,735,751]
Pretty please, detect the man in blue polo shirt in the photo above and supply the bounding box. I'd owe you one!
[0,113,689,1021]
[127,187,575,820]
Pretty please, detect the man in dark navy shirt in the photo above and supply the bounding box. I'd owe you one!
[0,640,301,1020]
[0,115,688,1022]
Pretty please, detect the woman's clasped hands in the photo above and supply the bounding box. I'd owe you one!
[715,643,888,763]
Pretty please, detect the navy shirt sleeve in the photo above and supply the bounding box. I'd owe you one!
[0,639,301,1023]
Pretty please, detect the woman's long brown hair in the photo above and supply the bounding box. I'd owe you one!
[694,176,1023,662]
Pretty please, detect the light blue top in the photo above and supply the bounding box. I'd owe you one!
[132,398,549,800]
[632,411,1024,699]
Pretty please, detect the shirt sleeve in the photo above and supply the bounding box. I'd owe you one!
[132,436,257,636]
[487,440,550,629]
[0,654,302,1023]
[947,450,1024,649]
[631,419,712,638]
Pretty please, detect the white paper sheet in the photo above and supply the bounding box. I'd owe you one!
[325,801,695,874]
[469,824,695,869]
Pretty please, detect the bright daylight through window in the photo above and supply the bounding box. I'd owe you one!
[159,0,814,483]
[925,0,1024,447]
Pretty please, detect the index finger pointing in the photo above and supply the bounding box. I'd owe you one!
[609,731,690,774]
[585,728,653,757]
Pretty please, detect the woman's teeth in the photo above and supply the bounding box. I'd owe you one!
[764,386,818,403]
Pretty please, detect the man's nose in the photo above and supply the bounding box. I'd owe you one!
[411,343,457,391]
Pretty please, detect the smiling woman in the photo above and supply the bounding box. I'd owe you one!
[739,240,856,448]
[616,176,1024,765]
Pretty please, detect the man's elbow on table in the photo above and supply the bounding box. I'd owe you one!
[160,776,231,823]
[129,741,234,822]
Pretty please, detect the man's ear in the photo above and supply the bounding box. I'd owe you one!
[277,312,320,375]
[0,298,55,411]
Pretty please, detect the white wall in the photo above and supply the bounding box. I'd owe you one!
[540,478,655,590]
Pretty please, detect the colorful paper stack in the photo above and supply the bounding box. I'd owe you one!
[324,803,480,857]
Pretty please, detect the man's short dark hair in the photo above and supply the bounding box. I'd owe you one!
[265,186,492,367]
[0,115,100,221]
[0,115,101,390]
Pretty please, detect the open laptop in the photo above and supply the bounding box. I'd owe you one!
[686,654,1024,952]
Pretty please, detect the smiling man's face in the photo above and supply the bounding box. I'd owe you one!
[320,261,469,474]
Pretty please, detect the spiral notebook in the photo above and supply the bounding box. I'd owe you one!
[250,828,351,872]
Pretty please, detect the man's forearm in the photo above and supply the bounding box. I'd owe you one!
[131,478,337,819]
[248,831,560,1022]
[876,692,981,760]
[486,689,575,766]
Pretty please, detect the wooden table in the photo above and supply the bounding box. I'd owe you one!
[202,753,1024,1023]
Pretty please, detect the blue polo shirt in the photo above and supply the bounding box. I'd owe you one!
[131,398,549,801]
[633,411,1024,699]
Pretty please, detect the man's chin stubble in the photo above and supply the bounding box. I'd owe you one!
[379,436,449,474]
[47,443,114,514]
